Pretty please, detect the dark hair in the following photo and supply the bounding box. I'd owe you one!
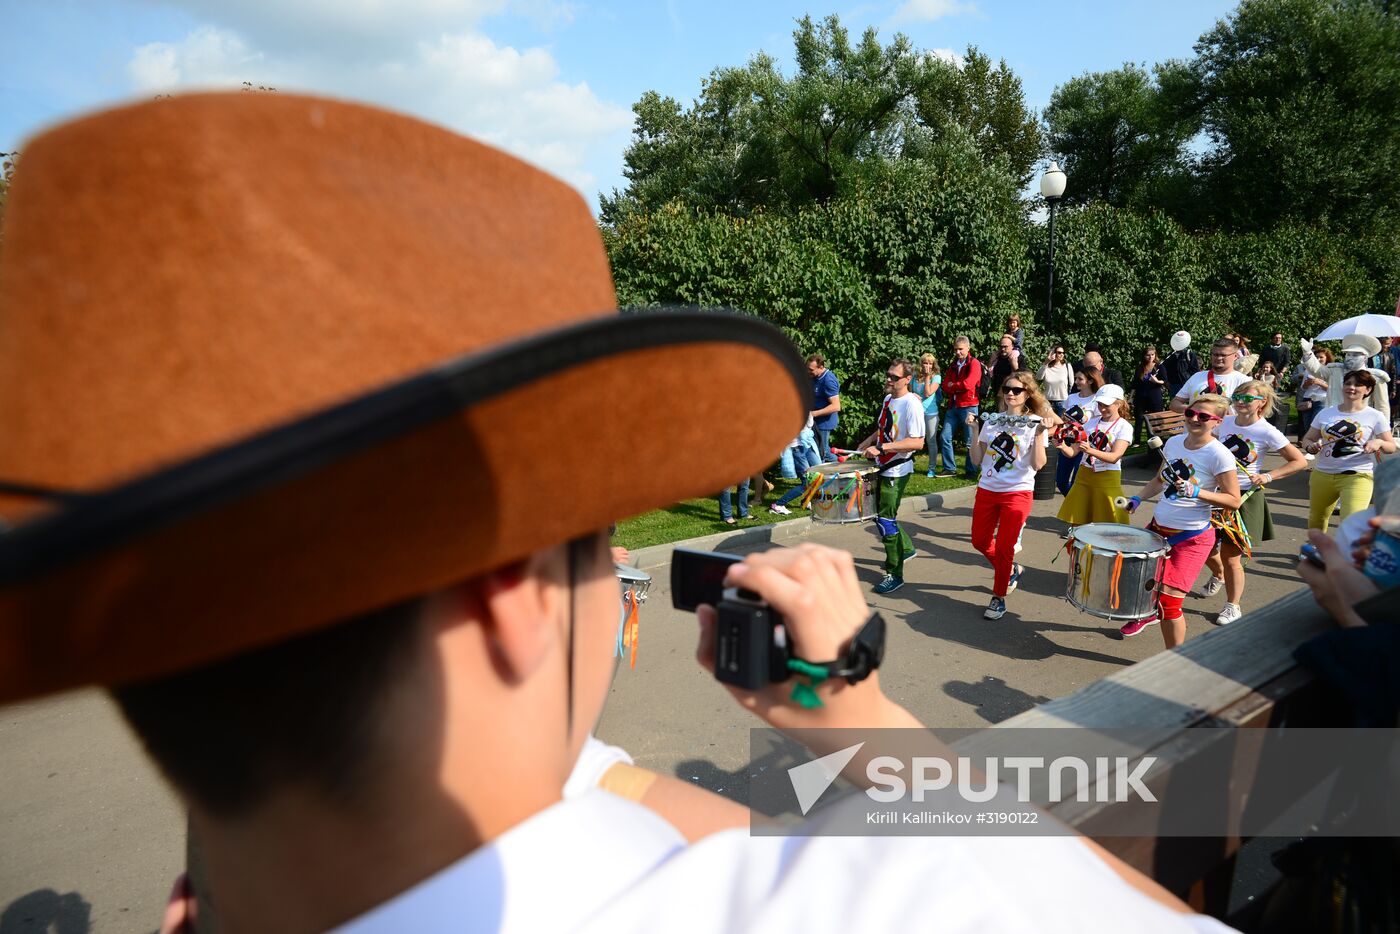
[805,353,826,367]
[1137,345,1158,377]
[890,357,914,378]
[1212,338,1240,352]
[113,596,429,818]
[1344,369,1376,393]
[1077,366,1106,393]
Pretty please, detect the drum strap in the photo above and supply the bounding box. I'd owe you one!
[1150,520,1211,547]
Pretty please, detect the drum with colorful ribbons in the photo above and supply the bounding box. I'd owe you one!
[1065,523,1167,620]
[803,461,879,524]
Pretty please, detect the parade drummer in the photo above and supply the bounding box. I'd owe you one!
[1301,369,1397,532]
[969,371,1054,620]
[1121,395,1241,646]
[858,358,926,595]
[1200,380,1308,626]
[1170,338,1250,412]
[1056,384,1134,529]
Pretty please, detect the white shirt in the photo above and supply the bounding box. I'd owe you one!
[1152,436,1235,531]
[1173,370,1248,405]
[1038,362,1073,401]
[877,392,926,478]
[977,418,1047,493]
[334,790,1235,934]
[1312,405,1390,474]
[1216,416,1289,491]
[1082,415,1133,473]
[1060,392,1097,427]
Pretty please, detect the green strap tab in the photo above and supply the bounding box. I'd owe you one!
[787,658,830,709]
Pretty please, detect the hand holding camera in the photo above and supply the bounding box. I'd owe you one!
[679,545,905,731]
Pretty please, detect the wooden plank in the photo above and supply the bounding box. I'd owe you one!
[971,588,1329,734]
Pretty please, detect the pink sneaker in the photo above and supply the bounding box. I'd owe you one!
[1119,614,1159,638]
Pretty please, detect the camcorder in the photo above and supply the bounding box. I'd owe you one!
[671,547,886,692]
[671,548,788,690]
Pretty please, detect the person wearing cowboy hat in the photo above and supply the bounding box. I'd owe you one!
[0,94,1223,933]
[1300,333,1391,421]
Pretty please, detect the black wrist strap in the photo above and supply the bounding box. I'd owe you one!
[796,612,887,685]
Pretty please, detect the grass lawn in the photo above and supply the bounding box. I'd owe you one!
[614,454,977,550]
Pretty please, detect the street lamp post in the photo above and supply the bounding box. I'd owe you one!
[1040,161,1066,335]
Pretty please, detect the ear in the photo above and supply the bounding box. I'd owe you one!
[466,554,565,685]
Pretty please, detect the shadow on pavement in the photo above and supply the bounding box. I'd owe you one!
[0,890,91,934]
[942,675,1052,724]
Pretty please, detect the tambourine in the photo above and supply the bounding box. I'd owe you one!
[980,412,1044,429]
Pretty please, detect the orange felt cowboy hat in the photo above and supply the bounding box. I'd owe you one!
[0,93,806,703]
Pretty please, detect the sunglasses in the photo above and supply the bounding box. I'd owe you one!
[1001,385,1025,395]
[1231,395,1264,404]
[885,372,907,381]
[1184,409,1222,423]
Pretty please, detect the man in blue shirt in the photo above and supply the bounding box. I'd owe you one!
[807,353,842,462]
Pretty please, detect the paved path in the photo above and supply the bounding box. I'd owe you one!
[0,458,1315,931]
[595,459,1316,797]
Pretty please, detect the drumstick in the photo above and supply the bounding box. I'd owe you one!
[1113,496,1130,509]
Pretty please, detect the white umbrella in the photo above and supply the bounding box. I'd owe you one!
[1315,313,1400,340]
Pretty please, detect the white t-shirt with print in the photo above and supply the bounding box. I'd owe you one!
[1217,416,1289,491]
[876,391,926,478]
[1312,405,1390,474]
[1173,370,1249,405]
[1059,392,1097,427]
[976,418,1048,493]
[1151,435,1235,531]
[1082,415,1133,472]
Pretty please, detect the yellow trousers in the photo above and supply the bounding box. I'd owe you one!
[1308,471,1373,532]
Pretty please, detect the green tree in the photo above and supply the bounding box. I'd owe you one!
[1043,65,1196,210]
[606,131,1030,433]
[914,47,1043,187]
[1026,203,1220,371]
[1203,223,1394,342]
[600,15,1041,222]
[1183,0,1400,231]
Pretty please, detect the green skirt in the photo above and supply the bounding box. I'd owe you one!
[1057,468,1129,525]
[1238,486,1275,544]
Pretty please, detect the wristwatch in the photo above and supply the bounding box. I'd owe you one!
[876,442,885,455]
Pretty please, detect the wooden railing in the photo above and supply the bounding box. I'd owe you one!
[953,586,1341,921]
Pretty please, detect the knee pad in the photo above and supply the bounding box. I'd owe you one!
[1156,592,1184,620]
[876,516,900,538]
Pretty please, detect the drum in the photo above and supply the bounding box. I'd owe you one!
[808,462,878,524]
[1065,523,1167,621]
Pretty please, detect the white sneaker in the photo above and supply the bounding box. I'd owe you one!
[1216,603,1242,626]
[769,504,791,515]
[1202,576,1225,597]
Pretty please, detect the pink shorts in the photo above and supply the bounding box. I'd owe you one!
[1155,525,1216,594]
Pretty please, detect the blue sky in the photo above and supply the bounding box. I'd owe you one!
[3,0,1238,208]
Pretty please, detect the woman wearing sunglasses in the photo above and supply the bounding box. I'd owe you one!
[1056,383,1134,529]
[1200,380,1308,625]
[1301,369,1397,532]
[1121,395,1240,646]
[969,371,1056,619]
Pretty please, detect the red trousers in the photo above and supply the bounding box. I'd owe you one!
[971,488,1033,597]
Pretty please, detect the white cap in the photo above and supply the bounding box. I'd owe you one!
[1341,334,1381,357]
[1094,384,1125,405]
[1170,331,1191,352]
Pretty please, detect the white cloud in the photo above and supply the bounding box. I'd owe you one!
[129,26,264,91]
[121,9,629,197]
[892,0,978,23]
[927,47,965,68]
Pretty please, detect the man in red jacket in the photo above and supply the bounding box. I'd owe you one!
[935,335,984,479]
